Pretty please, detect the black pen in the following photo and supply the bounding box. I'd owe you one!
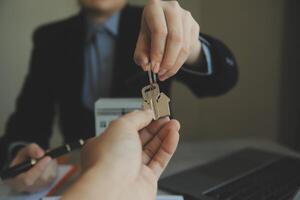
[0,139,85,180]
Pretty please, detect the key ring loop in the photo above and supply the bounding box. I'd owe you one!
[147,63,157,87]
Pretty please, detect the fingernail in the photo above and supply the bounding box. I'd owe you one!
[36,150,44,158]
[145,109,154,118]
[142,58,149,70]
[159,75,168,81]
[152,62,160,73]
[40,156,51,165]
[158,69,167,76]
[145,108,153,113]
[143,62,151,71]
[176,120,181,131]
[143,57,149,65]
[141,64,148,71]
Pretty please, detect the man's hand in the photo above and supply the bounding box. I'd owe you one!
[134,0,201,81]
[62,110,180,200]
[4,143,57,193]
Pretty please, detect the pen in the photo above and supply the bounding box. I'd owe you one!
[0,139,85,180]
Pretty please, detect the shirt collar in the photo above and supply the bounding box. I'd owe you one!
[86,11,121,41]
[104,11,121,36]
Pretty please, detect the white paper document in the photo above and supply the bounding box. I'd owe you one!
[42,195,184,200]
[156,195,184,200]
[0,165,73,200]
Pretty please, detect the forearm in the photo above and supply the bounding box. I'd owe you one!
[176,34,238,97]
[182,36,212,75]
[185,39,202,66]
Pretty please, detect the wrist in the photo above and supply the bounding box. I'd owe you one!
[186,40,202,66]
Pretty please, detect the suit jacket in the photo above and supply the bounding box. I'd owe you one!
[0,5,238,168]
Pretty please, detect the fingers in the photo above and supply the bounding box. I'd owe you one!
[5,144,57,193]
[118,109,154,131]
[39,159,58,183]
[139,117,170,146]
[143,0,168,73]
[5,156,54,193]
[143,120,180,168]
[137,1,201,80]
[10,143,45,167]
[147,120,180,179]
[20,156,52,186]
[159,10,192,81]
[158,1,183,80]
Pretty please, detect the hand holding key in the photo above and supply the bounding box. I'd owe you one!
[62,110,180,200]
[142,67,170,120]
[134,0,201,81]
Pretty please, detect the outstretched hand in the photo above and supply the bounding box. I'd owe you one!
[62,110,180,200]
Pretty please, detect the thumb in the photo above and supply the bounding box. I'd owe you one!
[121,109,154,131]
[16,143,45,164]
[11,144,44,167]
[25,143,45,159]
[18,143,45,159]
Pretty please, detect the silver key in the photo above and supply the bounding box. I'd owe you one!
[141,68,170,120]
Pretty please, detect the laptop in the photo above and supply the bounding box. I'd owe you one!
[159,148,300,200]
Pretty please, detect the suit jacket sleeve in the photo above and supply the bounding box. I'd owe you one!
[175,33,238,97]
[0,28,55,169]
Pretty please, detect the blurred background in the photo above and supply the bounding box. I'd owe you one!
[0,0,299,150]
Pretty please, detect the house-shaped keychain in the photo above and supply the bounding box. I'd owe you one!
[156,93,170,119]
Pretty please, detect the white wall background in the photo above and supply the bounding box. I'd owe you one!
[0,0,286,147]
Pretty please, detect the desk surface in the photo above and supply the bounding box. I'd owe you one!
[47,139,300,196]
[161,138,299,178]
[1,139,299,197]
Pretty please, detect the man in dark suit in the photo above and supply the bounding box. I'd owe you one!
[0,0,238,192]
